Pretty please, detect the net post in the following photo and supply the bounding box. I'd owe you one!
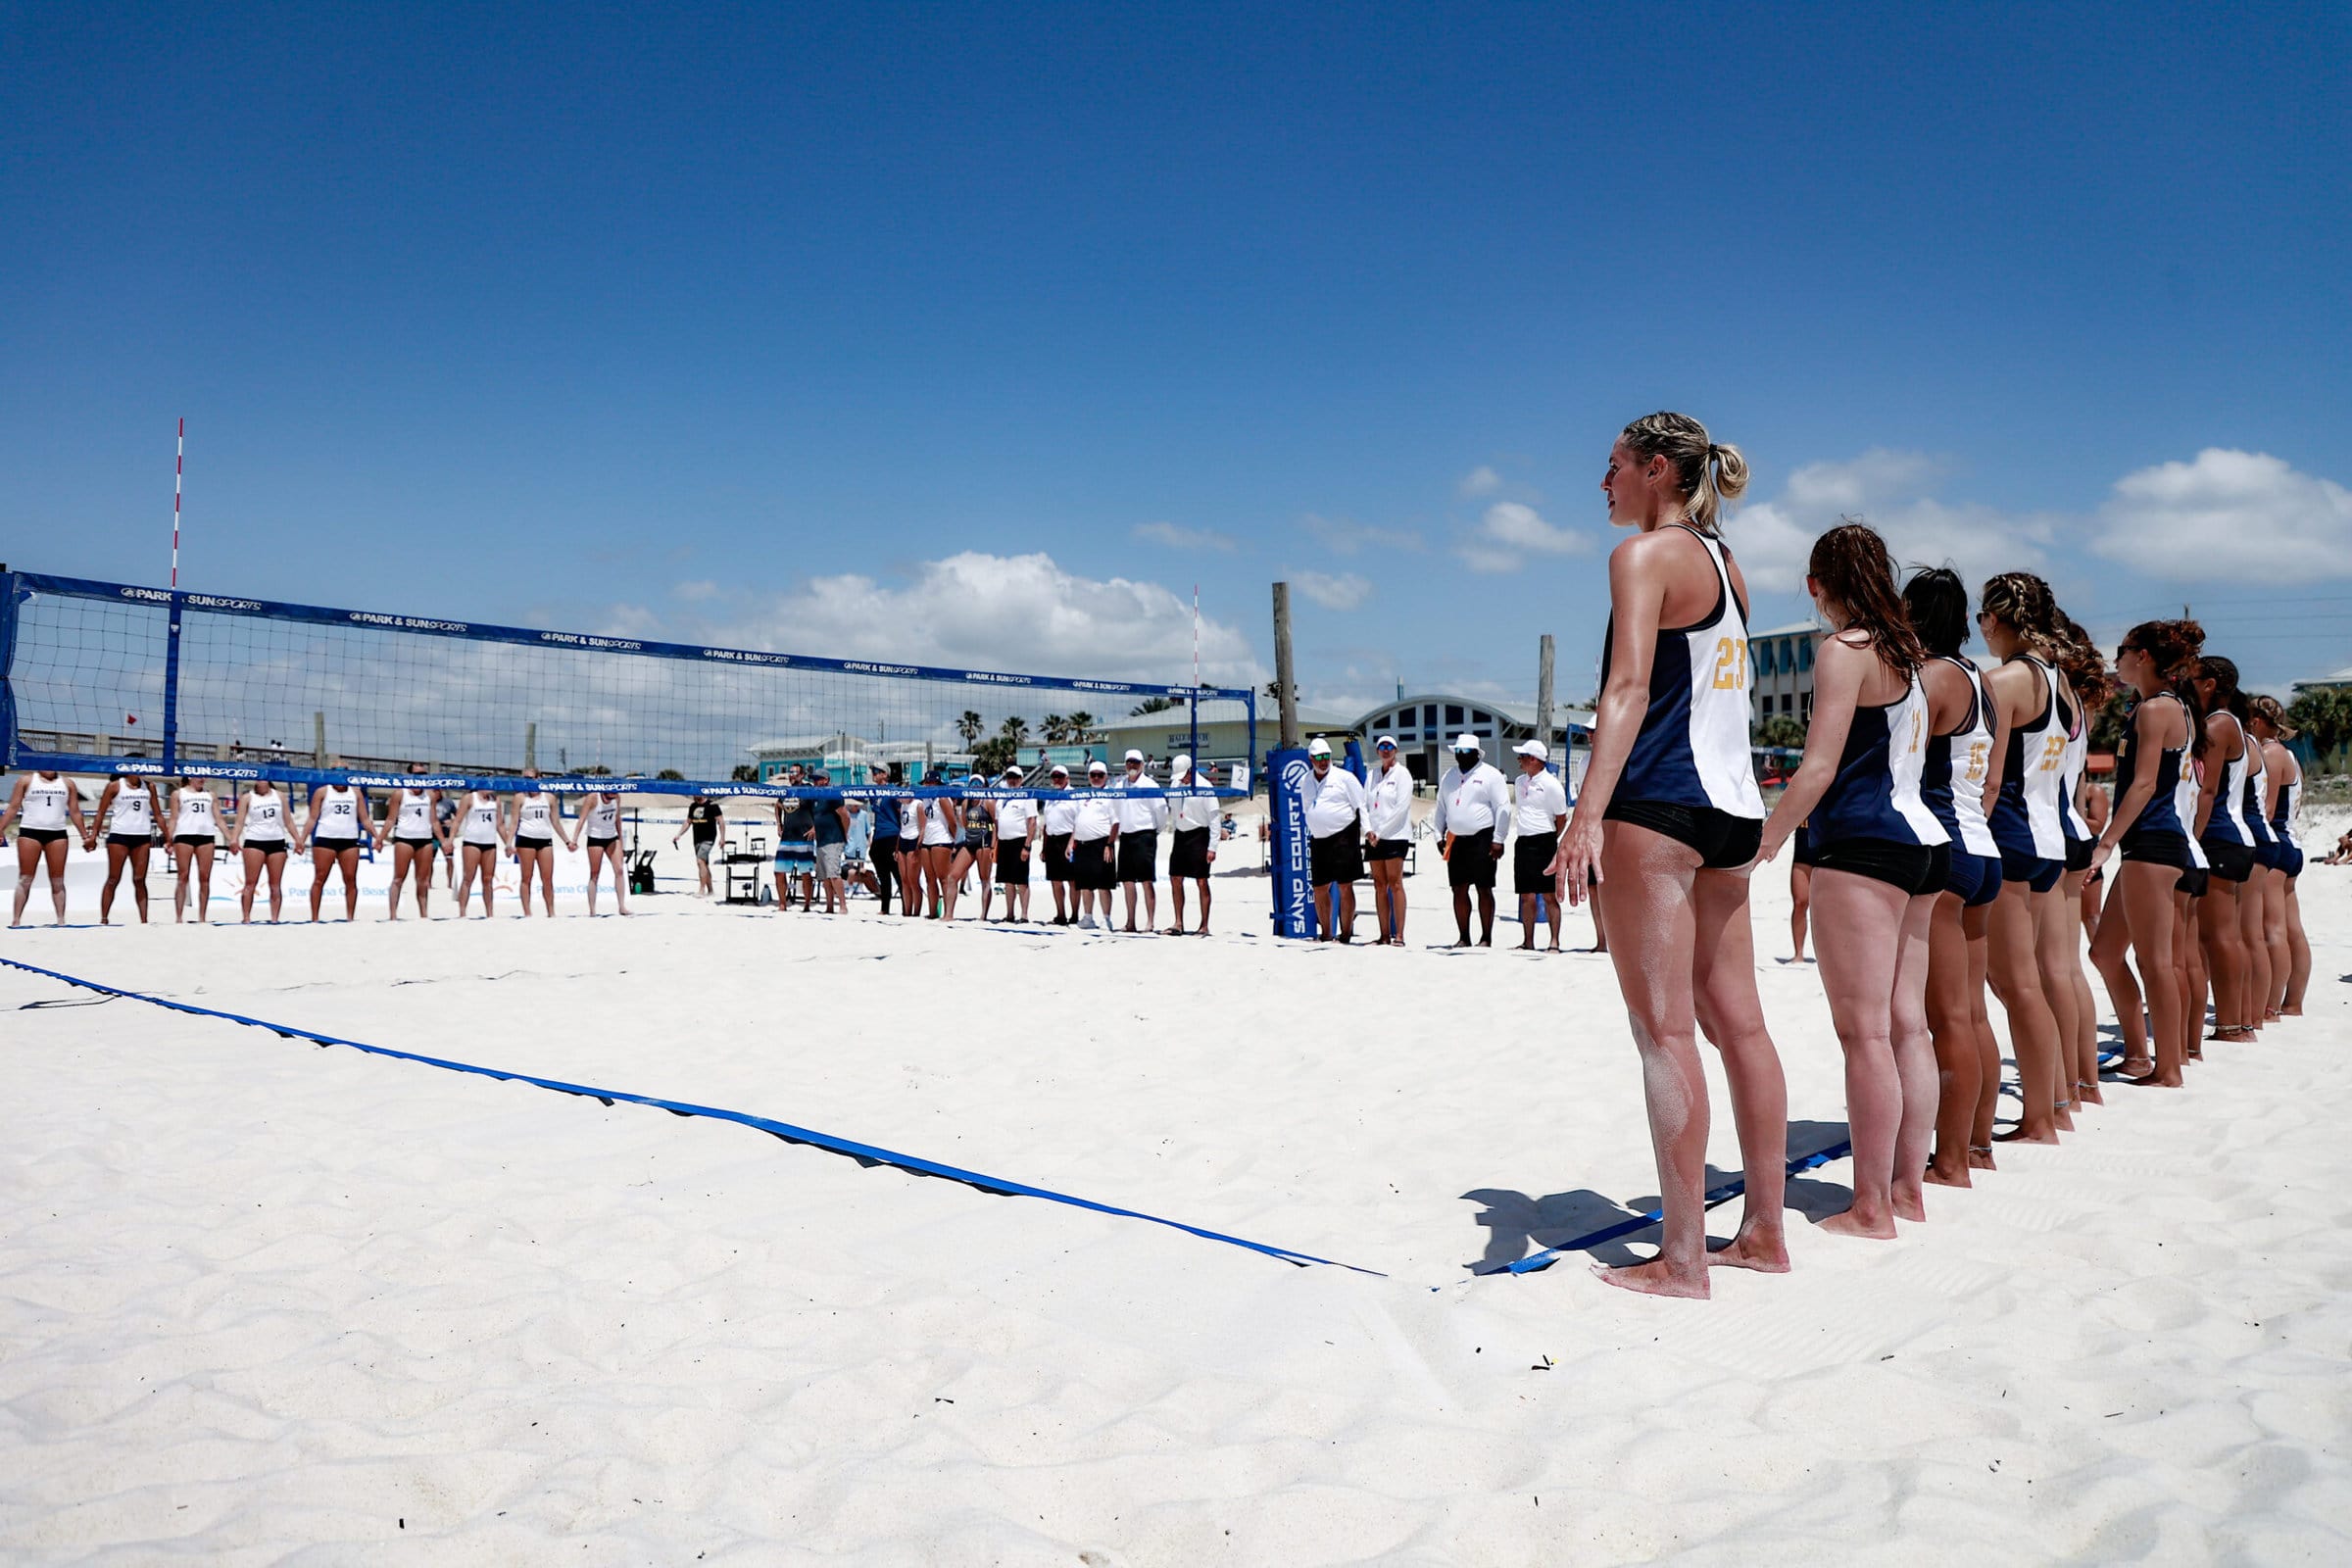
[0,568,20,768]
[161,589,184,773]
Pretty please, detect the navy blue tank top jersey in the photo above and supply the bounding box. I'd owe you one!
[1811,669,1949,849]
[1595,525,1767,818]
[1991,656,2066,859]
[2113,693,2186,838]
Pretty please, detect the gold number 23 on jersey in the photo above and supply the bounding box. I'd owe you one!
[1710,638,1748,691]
[2038,734,2066,771]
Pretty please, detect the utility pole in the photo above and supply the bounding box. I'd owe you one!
[1271,581,1299,750]
[1536,634,1556,757]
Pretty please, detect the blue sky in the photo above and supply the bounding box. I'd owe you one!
[5,2,2348,711]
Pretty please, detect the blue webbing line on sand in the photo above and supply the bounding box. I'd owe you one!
[1495,1139,1856,1276]
[0,956,1384,1278]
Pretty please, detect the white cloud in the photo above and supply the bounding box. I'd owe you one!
[1726,449,2056,593]
[1293,570,1373,611]
[1453,501,1592,571]
[1458,465,1503,498]
[670,579,720,601]
[1132,520,1239,554]
[2092,448,2352,582]
[1301,513,1424,556]
[698,552,1264,685]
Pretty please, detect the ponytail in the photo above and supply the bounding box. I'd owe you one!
[1620,411,1748,534]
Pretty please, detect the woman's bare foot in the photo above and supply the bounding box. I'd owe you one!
[1993,1124,2061,1145]
[1967,1144,1996,1171]
[1818,1206,1899,1240]
[2054,1103,2076,1132]
[1925,1158,1972,1189]
[2120,1071,2183,1088]
[2076,1081,2104,1106]
[1593,1257,1709,1298]
[1893,1191,1928,1223]
[1706,1232,1790,1272]
[2116,1055,2155,1078]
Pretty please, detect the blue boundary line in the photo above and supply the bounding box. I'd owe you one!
[0,956,1383,1278]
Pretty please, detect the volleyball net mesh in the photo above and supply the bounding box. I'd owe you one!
[0,571,1253,800]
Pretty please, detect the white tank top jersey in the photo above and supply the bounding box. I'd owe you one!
[172,788,217,837]
[462,794,503,845]
[586,796,620,837]
[2021,661,2068,858]
[1886,676,1951,846]
[1942,658,2000,857]
[1597,524,1769,820]
[2177,764,2208,865]
[21,775,72,831]
[242,791,289,843]
[394,788,436,837]
[313,784,363,842]
[918,798,956,847]
[2242,744,2268,843]
[109,782,157,836]
[2059,701,2092,839]
[2207,715,2253,844]
[895,796,920,838]
[2277,762,2303,848]
[516,793,555,838]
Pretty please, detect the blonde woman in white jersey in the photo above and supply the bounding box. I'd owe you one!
[168,777,224,923]
[2,769,89,926]
[375,765,446,920]
[94,764,165,924]
[234,778,302,923]
[507,768,562,917]
[579,787,630,915]
[1553,412,1788,1299]
[454,785,508,916]
[303,773,368,922]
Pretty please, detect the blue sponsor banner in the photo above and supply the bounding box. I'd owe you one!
[1266,747,1313,938]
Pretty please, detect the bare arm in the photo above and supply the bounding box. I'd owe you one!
[2093,702,2174,867]
[1759,632,1872,861]
[0,776,27,837]
[1558,539,1671,902]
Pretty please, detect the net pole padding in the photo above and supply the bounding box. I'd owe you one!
[0,568,21,769]
[161,590,183,773]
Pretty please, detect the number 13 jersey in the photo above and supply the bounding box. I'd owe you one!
[1596,523,1767,820]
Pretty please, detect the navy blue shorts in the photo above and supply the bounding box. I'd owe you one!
[1997,847,2063,894]
[1943,847,2004,907]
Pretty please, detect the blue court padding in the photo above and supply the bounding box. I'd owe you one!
[0,956,1382,1278]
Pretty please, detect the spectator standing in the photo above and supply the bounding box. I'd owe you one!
[674,795,722,897]
[1113,749,1168,934]
[1364,735,1415,945]
[1164,755,1220,935]
[1511,741,1571,951]
[1303,738,1370,942]
[1435,734,1510,946]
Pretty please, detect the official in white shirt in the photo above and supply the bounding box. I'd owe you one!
[1112,748,1169,933]
[1364,735,1415,946]
[1040,763,1080,924]
[1067,759,1121,929]
[1165,754,1221,936]
[1435,733,1511,947]
[1511,740,1572,951]
[1303,736,1371,942]
[994,764,1040,923]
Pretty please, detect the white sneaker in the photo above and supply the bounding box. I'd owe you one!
[1078,914,1098,930]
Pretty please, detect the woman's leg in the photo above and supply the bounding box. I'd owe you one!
[337,848,361,920]
[2235,865,2269,1033]
[387,842,414,920]
[536,847,556,916]
[1963,903,1999,1167]
[10,837,42,925]
[191,843,214,922]
[240,848,264,922]
[2119,862,2182,1087]
[265,852,287,922]
[172,842,195,922]
[1888,889,1938,1222]
[1788,861,1811,961]
[976,849,995,918]
[2198,879,2247,1040]
[2089,874,2148,1074]
[2261,872,2288,1019]
[414,846,436,916]
[584,845,604,915]
[101,840,130,923]
[308,848,332,921]
[2176,892,2202,1061]
[1987,879,2062,1143]
[1592,821,1712,1298]
[1808,866,1910,1239]
[1925,892,1980,1188]
[1690,863,1789,1271]
[931,846,957,919]
[2060,870,2099,1104]
[2282,881,2310,1013]
[2032,889,2078,1128]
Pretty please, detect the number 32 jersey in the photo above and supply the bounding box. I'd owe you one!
[1596,523,1768,820]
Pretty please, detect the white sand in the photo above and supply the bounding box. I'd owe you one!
[4,822,2350,1563]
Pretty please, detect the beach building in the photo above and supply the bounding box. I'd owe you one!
[1749,621,1819,728]
[1346,694,1593,784]
[746,735,969,783]
[1091,698,1353,776]
[2290,663,2352,696]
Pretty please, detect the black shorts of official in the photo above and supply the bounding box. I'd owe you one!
[1604,799,1763,871]
[1996,847,2063,894]
[1367,837,1410,863]
[107,831,153,849]
[2063,835,2095,873]
[2199,837,2255,883]
[1942,846,2003,906]
[2177,865,2209,899]
[1812,836,1945,897]
[1169,825,1213,879]
[585,834,618,851]
[1116,829,1157,883]
[1309,828,1364,887]
[1446,838,1500,890]
[1512,835,1558,897]
[18,827,69,846]
[1072,836,1115,890]
[173,833,216,849]
[514,835,553,852]
[1043,832,1073,882]
[2120,829,2192,872]
[997,840,1031,885]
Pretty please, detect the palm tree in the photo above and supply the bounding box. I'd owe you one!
[1000,714,1031,749]
[1065,710,1097,741]
[1041,712,1068,745]
[956,710,985,747]
[1130,695,1179,716]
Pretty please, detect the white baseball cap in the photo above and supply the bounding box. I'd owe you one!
[1123,749,1145,763]
[1453,733,1483,752]
[1050,763,1070,778]
[1171,754,1193,775]
[1373,734,1396,751]
[1513,740,1547,760]
[1087,760,1109,774]
[1004,764,1025,779]
[1306,737,1332,758]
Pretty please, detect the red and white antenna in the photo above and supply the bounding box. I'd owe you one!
[1192,582,1200,692]
[171,417,184,589]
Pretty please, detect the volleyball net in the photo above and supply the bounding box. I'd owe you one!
[0,569,1255,804]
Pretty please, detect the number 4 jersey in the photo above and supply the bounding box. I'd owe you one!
[1596,523,1768,819]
